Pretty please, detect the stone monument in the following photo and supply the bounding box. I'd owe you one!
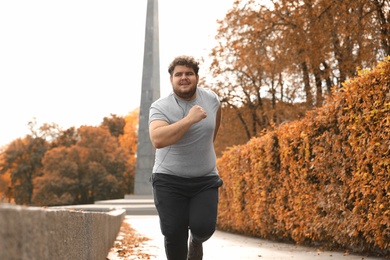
[134,0,160,195]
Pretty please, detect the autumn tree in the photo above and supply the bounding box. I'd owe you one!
[75,126,129,201]
[32,145,80,205]
[101,113,126,138]
[0,136,47,205]
[207,0,388,142]
[0,119,64,205]
[206,0,308,141]
[33,125,128,206]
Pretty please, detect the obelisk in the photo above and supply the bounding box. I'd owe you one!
[134,0,160,194]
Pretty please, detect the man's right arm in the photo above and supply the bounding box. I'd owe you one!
[149,105,207,148]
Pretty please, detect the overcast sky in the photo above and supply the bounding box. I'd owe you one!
[0,0,236,147]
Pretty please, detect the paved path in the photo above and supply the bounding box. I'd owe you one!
[124,215,386,260]
[67,195,386,260]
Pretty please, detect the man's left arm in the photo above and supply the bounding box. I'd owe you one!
[213,104,222,141]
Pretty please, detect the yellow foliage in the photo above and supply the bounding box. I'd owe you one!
[217,58,390,255]
[118,108,139,194]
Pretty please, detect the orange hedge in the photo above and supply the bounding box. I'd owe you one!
[217,57,390,257]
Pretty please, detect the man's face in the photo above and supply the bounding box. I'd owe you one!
[170,65,199,101]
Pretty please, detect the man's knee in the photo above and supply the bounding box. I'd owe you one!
[190,224,216,243]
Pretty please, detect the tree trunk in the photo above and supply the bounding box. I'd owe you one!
[313,67,323,107]
[301,62,313,108]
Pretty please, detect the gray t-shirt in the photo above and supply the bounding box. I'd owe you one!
[149,87,220,178]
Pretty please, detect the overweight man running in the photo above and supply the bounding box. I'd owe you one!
[149,55,223,260]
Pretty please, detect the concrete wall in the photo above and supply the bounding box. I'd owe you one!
[0,203,125,260]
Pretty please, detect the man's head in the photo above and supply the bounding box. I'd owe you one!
[169,56,200,101]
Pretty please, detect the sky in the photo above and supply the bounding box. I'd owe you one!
[0,0,236,148]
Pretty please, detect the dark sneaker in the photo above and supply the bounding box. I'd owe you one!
[187,237,203,260]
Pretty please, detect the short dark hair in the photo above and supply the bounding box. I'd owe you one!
[168,55,200,76]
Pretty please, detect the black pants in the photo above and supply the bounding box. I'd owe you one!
[151,173,223,260]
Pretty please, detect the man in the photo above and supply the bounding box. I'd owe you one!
[149,55,223,260]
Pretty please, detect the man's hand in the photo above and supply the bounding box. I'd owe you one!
[187,105,207,123]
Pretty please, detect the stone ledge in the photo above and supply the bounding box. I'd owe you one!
[0,203,125,260]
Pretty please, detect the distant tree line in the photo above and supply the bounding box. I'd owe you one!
[0,110,138,206]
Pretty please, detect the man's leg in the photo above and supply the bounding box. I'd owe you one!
[187,187,219,259]
[153,184,190,260]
